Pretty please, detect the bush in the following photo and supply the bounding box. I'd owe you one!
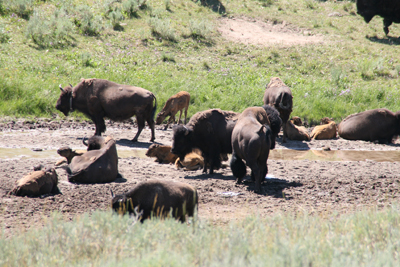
[109,10,124,30]
[25,8,75,48]
[0,24,10,43]
[122,0,147,18]
[149,17,177,42]
[73,5,104,36]
[4,0,34,19]
[189,19,213,40]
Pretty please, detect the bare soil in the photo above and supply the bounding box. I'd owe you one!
[1,119,400,237]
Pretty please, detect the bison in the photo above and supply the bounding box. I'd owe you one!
[171,109,239,174]
[156,91,190,130]
[56,78,156,142]
[284,118,310,141]
[67,136,118,183]
[111,179,198,222]
[175,149,205,171]
[145,144,179,164]
[55,146,85,166]
[10,166,60,197]
[230,107,276,193]
[263,77,293,143]
[356,0,400,35]
[311,117,337,140]
[338,108,400,143]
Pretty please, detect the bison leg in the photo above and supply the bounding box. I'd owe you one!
[230,152,246,184]
[177,110,183,125]
[93,117,106,136]
[249,162,263,193]
[132,116,145,142]
[164,114,176,130]
[281,121,287,143]
[383,19,392,35]
[184,106,188,124]
[147,115,156,142]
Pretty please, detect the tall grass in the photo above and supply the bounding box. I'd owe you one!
[1,207,400,266]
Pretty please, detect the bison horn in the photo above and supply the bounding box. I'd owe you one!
[69,83,73,88]
[59,84,66,93]
[82,136,88,146]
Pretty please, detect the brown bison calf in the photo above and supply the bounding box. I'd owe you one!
[156,91,190,130]
[112,180,198,222]
[10,166,59,197]
[175,149,204,171]
[55,146,85,165]
[284,118,310,141]
[146,144,179,164]
[311,117,337,140]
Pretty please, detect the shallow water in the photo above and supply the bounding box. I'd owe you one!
[1,147,400,163]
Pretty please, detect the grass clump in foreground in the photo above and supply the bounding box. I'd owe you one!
[1,207,400,266]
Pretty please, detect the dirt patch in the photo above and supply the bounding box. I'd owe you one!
[218,16,325,46]
[1,119,400,236]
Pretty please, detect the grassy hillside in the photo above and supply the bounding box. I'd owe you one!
[0,0,399,124]
[2,207,400,266]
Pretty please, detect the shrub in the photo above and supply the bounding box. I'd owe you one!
[257,0,274,7]
[189,19,213,40]
[25,8,75,48]
[149,17,177,42]
[0,24,10,43]
[4,0,34,19]
[109,10,124,30]
[122,0,146,18]
[73,5,104,36]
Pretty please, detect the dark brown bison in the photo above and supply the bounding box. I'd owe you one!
[156,91,190,130]
[111,180,198,222]
[338,108,400,143]
[67,136,118,183]
[10,166,60,197]
[357,0,400,35]
[230,106,281,193]
[171,109,239,174]
[263,77,293,143]
[56,78,156,142]
[145,144,179,164]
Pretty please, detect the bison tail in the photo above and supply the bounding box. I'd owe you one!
[279,93,292,110]
[230,153,246,180]
[151,95,157,122]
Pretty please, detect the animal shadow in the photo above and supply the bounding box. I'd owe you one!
[366,35,400,45]
[113,173,127,183]
[196,0,226,14]
[277,136,311,150]
[243,177,303,197]
[184,172,236,181]
[116,139,156,149]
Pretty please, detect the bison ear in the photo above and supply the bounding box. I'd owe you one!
[59,84,66,93]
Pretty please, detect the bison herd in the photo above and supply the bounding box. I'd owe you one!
[8,76,400,222]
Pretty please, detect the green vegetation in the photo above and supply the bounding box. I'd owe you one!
[0,0,399,124]
[1,207,400,266]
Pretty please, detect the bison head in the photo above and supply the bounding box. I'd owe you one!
[171,125,194,159]
[56,84,73,116]
[155,111,167,125]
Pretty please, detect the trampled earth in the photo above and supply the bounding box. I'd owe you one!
[1,119,400,237]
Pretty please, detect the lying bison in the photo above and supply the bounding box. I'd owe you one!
[56,147,85,166]
[56,78,156,142]
[10,166,60,197]
[156,91,190,130]
[357,0,400,35]
[111,180,198,222]
[263,77,293,143]
[311,117,337,140]
[230,106,281,193]
[171,109,239,174]
[146,144,179,164]
[338,108,400,143]
[284,118,310,141]
[67,136,118,183]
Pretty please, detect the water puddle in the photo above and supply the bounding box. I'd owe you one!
[0,147,400,163]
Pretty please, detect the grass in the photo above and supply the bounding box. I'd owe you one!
[0,0,399,124]
[1,206,400,266]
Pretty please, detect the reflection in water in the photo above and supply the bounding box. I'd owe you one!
[1,148,400,163]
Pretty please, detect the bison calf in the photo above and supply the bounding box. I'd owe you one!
[311,117,337,140]
[146,144,179,164]
[56,146,85,165]
[111,180,198,222]
[10,166,59,197]
[156,91,190,130]
[284,118,310,141]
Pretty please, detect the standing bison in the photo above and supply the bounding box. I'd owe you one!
[338,108,400,143]
[56,78,156,142]
[356,0,400,35]
[230,106,281,193]
[156,91,190,130]
[111,180,198,222]
[171,109,239,174]
[263,77,293,143]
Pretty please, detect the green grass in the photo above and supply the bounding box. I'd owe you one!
[2,207,400,266]
[0,0,399,123]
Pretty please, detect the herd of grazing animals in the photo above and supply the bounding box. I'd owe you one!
[8,76,400,222]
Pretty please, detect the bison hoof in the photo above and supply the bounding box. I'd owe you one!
[131,139,138,143]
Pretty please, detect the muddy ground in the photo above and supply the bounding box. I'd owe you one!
[1,118,400,236]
